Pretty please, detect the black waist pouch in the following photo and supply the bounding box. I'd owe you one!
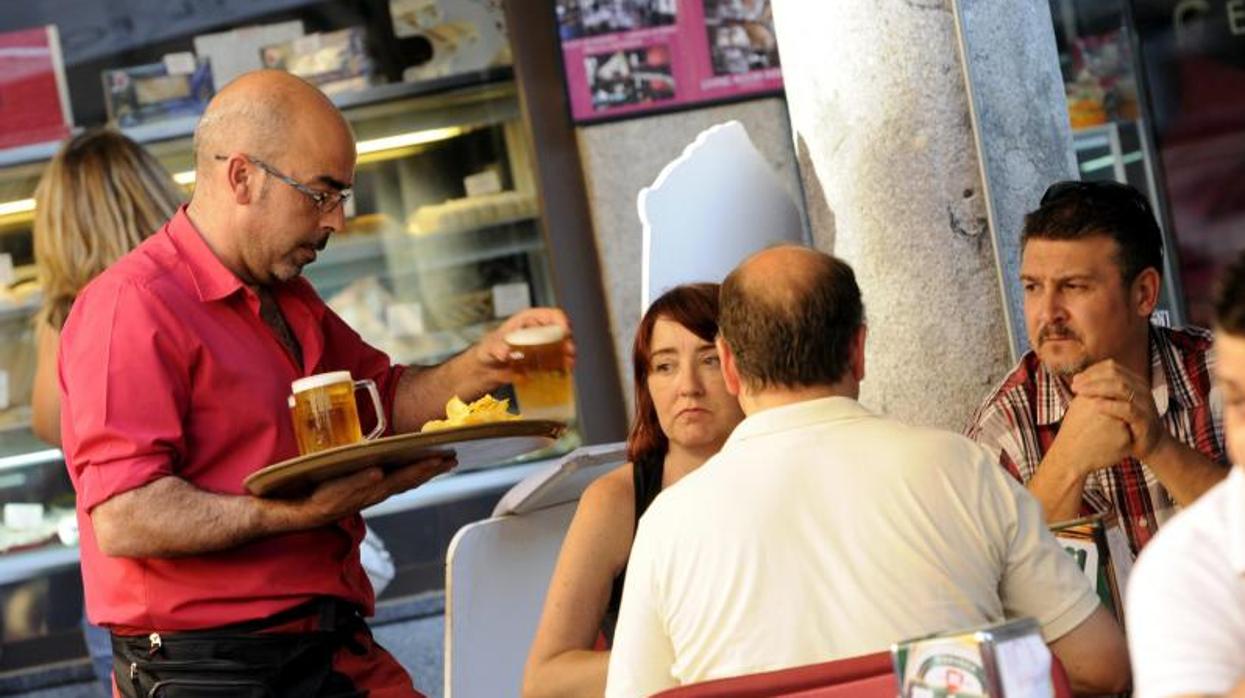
[111,599,367,698]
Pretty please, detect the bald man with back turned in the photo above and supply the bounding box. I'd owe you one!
[59,70,569,697]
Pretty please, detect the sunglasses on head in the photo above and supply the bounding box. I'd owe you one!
[1039,180,1154,217]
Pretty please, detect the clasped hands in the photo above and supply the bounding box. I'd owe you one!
[1053,359,1167,477]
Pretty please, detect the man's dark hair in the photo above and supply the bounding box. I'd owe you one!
[1022,180,1164,283]
[1216,250,1245,337]
[719,251,863,389]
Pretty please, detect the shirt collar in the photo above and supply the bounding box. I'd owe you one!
[726,395,874,447]
[165,205,245,302]
[1034,327,1182,426]
[1151,325,1205,413]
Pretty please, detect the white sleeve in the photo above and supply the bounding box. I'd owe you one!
[605,513,678,697]
[1127,513,1245,698]
[986,454,1100,642]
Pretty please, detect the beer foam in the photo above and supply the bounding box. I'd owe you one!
[291,370,353,394]
[504,325,566,346]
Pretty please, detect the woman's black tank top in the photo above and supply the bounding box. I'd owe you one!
[598,452,664,646]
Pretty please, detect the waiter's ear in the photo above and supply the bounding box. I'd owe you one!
[222,154,257,205]
[716,335,742,397]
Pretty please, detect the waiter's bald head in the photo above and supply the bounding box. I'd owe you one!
[193,70,353,179]
[185,70,358,287]
[720,245,864,390]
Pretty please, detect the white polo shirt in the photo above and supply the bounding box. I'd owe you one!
[1127,466,1245,698]
[605,397,1100,697]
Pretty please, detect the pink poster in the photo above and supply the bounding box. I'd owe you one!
[556,0,782,124]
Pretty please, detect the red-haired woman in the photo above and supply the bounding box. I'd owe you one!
[523,283,745,697]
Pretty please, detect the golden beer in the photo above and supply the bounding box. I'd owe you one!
[506,325,575,422]
[289,371,386,455]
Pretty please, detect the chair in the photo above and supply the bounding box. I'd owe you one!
[443,443,627,698]
[653,650,1074,698]
[638,120,807,311]
[653,651,895,698]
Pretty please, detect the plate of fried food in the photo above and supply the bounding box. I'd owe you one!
[244,395,567,498]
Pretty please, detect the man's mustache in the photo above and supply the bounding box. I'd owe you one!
[1038,324,1080,344]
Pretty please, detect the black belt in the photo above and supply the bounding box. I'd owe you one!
[184,597,362,635]
[111,598,368,698]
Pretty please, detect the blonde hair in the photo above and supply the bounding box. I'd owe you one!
[33,129,183,329]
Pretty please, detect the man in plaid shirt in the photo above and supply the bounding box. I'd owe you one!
[966,181,1228,553]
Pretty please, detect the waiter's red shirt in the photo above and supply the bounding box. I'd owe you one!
[60,206,405,630]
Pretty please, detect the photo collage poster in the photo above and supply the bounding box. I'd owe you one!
[556,0,783,123]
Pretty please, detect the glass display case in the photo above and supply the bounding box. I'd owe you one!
[0,1,615,678]
[0,66,575,538]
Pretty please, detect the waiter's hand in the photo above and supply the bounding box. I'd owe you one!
[391,308,574,433]
[473,307,575,383]
[271,456,456,529]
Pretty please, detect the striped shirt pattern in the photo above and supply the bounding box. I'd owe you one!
[965,326,1227,553]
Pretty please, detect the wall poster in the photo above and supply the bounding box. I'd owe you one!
[555,0,782,124]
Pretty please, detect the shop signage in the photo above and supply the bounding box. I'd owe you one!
[1171,0,1245,41]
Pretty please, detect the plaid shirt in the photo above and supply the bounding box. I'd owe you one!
[965,325,1227,554]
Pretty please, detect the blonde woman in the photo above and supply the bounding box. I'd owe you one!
[27,128,181,695]
[31,128,182,445]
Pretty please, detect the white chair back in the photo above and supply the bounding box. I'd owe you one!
[639,120,806,310]
[444,444,627,698]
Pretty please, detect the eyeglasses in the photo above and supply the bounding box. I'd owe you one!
[214,154,351,214]
[1039,179,1153,217]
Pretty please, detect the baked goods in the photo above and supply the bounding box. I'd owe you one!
[406,191,538,236]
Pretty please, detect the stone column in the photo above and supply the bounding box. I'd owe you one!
[955,0,1081,357]
[771,0,1062,429]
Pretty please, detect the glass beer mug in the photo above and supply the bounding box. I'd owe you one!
[288,371,386,455]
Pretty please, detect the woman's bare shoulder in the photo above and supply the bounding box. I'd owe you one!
[577,461,637,519]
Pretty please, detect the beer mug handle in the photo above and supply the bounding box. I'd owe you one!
[355,379,386,440]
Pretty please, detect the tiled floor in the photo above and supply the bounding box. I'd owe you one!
[12,613,446,698]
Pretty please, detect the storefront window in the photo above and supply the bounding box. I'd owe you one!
[1129,0,1245,327]
[1050,0,1245,327]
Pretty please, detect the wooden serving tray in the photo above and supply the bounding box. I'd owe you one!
[244,420,566,498]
